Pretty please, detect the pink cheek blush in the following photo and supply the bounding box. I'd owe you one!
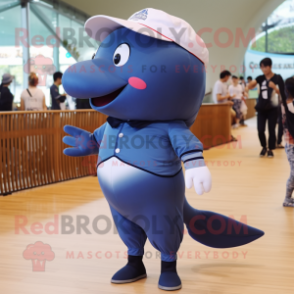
[128,77,147,90]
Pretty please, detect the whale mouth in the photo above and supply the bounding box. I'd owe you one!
[91,85,126,107]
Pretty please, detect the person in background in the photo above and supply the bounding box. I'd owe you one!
[239,76,250,127]
[246,58,285,158]
[50,71,67,110]
[76,98,91,109]
[277,94,284,149]
[213,70,236,120]
[281,77,294,207]
[0,73,14,111]
[239,76,246,91]
[240,94,248,127]
[20,72,46,111]
[229,76,243,128]
[213,70,232,104]
[213,70,237,141]
[247,76,253,85]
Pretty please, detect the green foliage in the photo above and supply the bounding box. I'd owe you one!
[251,26,294,53]
[62,39,80,60]
[0,65,23,85]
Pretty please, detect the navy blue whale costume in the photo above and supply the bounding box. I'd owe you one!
[62,8,264,291]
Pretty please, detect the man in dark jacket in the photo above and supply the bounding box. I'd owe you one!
[50,72,67,110]
[0,73,14,111]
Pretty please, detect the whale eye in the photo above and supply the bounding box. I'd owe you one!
[92,46,100,60]
[113,43,130,67]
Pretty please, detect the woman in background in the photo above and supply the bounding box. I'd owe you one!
[20,72,47,111]
[0,73,14,111]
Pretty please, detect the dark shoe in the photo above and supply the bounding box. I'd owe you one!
[267,150,274,158]
[259,148,267,157]
[283,197,294,207]
[111,255,146,284]
[158,260,182,291]
[283,201,294,207]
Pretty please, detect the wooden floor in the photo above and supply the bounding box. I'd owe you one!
[1,117,293,294]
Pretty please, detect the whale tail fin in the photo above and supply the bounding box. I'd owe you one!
[183,198,264,248]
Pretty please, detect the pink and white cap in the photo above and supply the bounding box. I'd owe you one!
[85,8,209,66]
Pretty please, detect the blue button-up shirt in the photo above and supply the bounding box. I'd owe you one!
[94,120,205,177]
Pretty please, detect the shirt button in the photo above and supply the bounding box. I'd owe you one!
[118,133,124,138]
[115,148,120,154]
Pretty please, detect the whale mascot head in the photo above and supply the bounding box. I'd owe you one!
[62,8,209,127]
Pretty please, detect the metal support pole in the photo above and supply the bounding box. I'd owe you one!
[53,10,60,71]
[265,19,268,53]
[21,0,30,89]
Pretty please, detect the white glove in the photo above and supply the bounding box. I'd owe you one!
[185,166,212,195]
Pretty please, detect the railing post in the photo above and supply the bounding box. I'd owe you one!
[53,112,61,182]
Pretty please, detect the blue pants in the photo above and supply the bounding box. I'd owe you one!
[97,158,185,262]
[97,158,264,258]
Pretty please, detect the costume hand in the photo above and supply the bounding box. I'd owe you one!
[63,125,99,156]
[185,166,212,195]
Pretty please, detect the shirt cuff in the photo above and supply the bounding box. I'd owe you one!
[180,150,205,169]
[184,159,206,169]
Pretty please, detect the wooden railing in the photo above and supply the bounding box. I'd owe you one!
[191,104,232,149]
[245,99,257,119]
[0,104,232,195]
[0,110,107,195]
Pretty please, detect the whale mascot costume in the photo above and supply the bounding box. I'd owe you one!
[62,8,264,291]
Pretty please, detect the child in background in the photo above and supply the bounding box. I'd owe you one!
[282,77,294,207]
[240,92,248,126]
[239,76,246,91]
[240,81,249,127]
[229,76,243,128]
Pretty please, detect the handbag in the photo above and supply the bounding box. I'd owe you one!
[270,85,279,108]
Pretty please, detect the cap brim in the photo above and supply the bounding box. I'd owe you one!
[84,15,172,43]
